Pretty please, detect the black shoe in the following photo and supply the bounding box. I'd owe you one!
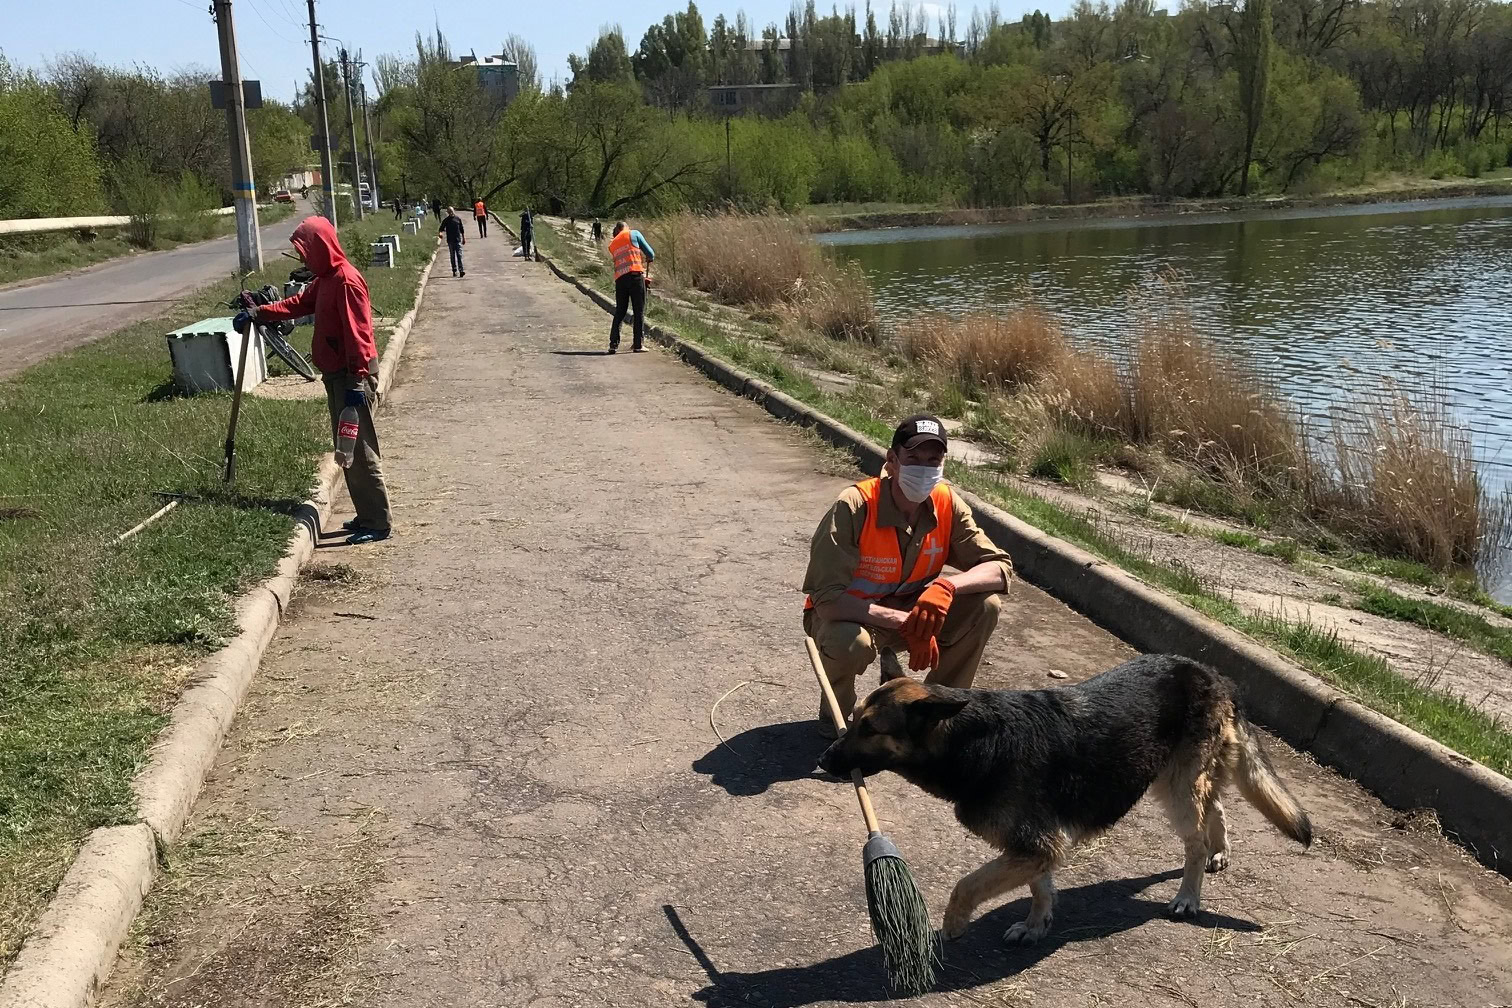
[460,271,465,277]
[607,345,618,354]
[346,527,391,545]
[632,342,645,352]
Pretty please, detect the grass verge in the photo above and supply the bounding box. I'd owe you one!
[533,218,1512,779]
[0,203,298,289]
[0,214,431,970]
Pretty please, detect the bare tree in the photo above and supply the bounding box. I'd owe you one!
[502,33,541,92]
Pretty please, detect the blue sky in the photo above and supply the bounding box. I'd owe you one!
[6,0,1068,102]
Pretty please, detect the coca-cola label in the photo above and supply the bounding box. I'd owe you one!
[338,420,360,439]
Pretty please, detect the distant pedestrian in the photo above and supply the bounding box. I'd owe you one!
[392,197,403,221]
[607,220,654,354]
[241,217,391,544]
[592,218,602,243]
[474,198,488,237]
[439,207,467,278]
[431,197,443,220]
[519,208,533,258]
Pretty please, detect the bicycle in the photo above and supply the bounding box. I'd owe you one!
[231,286,317,381]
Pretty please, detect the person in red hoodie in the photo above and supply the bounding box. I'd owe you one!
[242,216,391,544]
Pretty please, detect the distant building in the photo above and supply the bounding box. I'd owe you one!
[707,82,802,115]
[455,52,520,106]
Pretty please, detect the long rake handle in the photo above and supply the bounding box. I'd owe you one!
[805,635,882,835]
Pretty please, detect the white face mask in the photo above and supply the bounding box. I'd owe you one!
[896,464,945,503]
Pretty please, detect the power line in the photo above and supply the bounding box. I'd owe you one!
[246,0,297,44]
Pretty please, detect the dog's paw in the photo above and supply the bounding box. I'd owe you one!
[1205,850,1230,873]
[1167,893,1201,919]
[1004,918,1049,945]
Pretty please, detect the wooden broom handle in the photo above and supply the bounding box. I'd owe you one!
[805,636,883,834]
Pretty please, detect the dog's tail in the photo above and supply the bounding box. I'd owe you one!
[1230,714,1312,847]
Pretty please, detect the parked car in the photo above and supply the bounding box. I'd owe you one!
[273,189,294,203]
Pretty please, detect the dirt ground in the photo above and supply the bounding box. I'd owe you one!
[101,233,1512,1008]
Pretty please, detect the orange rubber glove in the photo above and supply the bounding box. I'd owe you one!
[905,633,940,672]
[900,579,956,643]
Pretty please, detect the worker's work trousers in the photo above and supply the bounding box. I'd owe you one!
[476,214,487,237]
[611,271,646,348]
[805,591,1003,722]
[323,366,392,531]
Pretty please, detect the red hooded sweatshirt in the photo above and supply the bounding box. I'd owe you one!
[255,216,377,378]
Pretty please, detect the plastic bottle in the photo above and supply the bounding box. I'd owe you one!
[334,405,360,468]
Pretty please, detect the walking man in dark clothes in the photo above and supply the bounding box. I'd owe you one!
[239,217,392,544]
[439,207,467,278]
[606,220,654,354]
[430,197,443,221]
[519,207,533,258]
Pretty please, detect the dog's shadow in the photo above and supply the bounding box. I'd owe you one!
[691,720,831,797]
[670,873,1259,1006]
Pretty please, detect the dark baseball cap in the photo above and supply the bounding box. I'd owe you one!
[891,413,948,450]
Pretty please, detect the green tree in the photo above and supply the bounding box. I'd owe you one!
[0,83,106,216]
[570,27,635,87]
[248,103,310,196]
[1234,0,1275,195]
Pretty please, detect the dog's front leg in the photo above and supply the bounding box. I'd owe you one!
[1004,871,1055,944]
[942,854,1046,940]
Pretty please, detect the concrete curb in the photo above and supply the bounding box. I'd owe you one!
[531,246,1512,879]
[0,244,441,1008]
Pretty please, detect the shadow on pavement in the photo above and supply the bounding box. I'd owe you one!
[549,349,614,357]
[667,872,1258,1006]
[691,720,831,796]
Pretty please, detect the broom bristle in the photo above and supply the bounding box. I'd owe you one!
[865,851,938,995]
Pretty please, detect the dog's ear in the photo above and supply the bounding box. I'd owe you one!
[907,695,968,725]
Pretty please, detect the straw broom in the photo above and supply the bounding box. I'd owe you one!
[805,636,938,996]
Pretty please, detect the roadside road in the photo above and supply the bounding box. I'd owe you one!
[101,231,1512,1008]
[0,200,312,380]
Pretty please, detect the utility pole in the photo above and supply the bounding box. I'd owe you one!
[306,0,337,225]
[339,48,364,219]
[212,0,262,273]
[360,78,380,211]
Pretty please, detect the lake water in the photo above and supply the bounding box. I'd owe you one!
[821,196,1512,495]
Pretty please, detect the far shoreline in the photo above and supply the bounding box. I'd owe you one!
[803,178,1512,234]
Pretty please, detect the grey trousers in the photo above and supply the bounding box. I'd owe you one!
[323,364,392,530]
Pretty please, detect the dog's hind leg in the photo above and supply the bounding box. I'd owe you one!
[1157,768,1213,919]
[1204,798,1231,873]
[942,853,1051,941]
[1004,871,1056,945]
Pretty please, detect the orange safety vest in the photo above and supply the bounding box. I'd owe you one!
[609,229,646,279]
[804,477,953,610]
[474,201,485,217]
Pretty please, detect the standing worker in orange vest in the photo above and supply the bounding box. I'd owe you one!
[802,414,1012,736]
[473,198,487,238]
[606,220,655,354]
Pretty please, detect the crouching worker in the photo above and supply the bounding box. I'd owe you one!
[802,414,1012,737]
[236,216,392,545]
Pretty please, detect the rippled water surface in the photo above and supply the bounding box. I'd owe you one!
[822,196,1512,492]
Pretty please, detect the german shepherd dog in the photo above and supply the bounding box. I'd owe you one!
[819,654,1312,944]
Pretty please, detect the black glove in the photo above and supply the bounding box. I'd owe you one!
[232,309,254,334]
[343,387,367,408]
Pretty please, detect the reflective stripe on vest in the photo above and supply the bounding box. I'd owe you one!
[609,230,645,279]
[803,477,953,610]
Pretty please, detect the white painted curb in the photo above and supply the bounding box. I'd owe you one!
[0,242,440,1008]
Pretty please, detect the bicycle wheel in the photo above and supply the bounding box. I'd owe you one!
[260,326,318,381]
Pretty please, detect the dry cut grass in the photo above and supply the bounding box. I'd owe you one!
[653,211,878,341]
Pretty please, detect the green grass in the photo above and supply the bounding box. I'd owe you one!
[0,213,430,969]
[0,203,297,289]
[1353,584,1512,665]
